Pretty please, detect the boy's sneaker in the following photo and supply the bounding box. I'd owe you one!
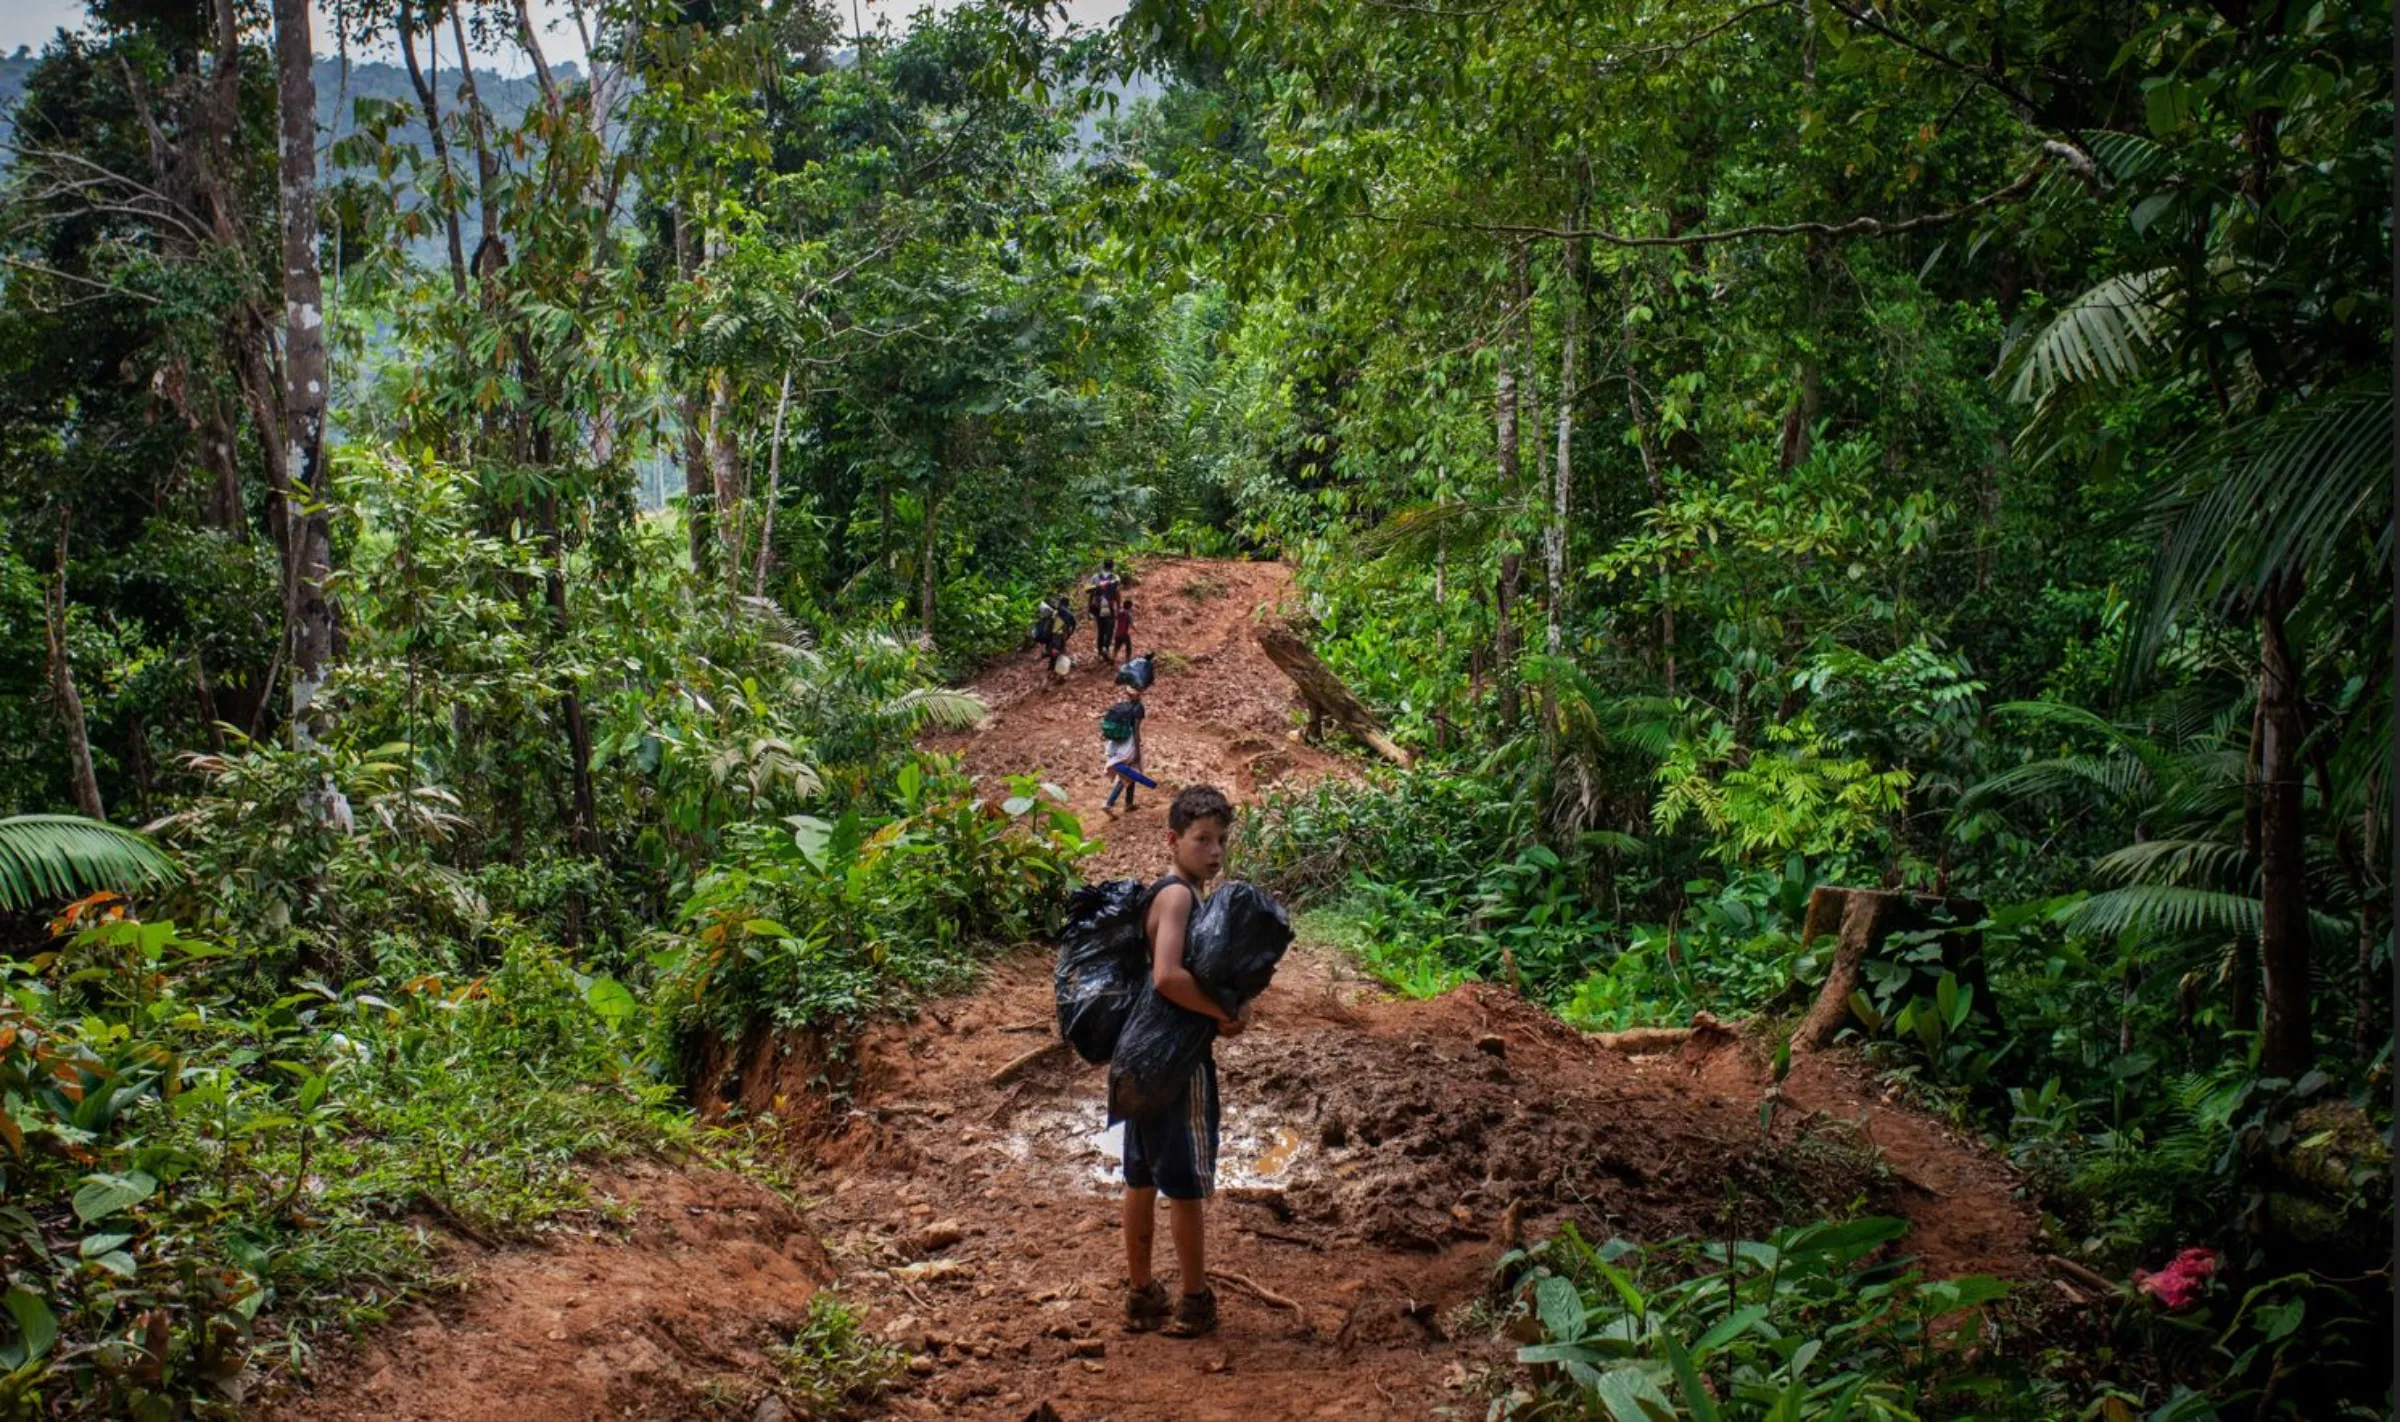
[1124,1279,1171,1332]
[1162,1288,1218,1338]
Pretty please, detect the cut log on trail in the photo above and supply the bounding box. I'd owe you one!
[1254,618,1413,767]
[1792,887,1988,1052]
[1588,1011,1738,1055]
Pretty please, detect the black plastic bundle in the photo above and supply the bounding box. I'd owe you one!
[1054,878,1152,1064]
[1116,654,1155,690]
[1107,881,1292,1123]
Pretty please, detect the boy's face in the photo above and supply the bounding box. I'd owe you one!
[1167,817,1229,886]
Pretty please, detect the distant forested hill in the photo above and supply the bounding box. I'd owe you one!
[0,49,569,153]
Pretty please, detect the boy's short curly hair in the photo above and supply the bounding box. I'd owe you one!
[1168,784,1234,833]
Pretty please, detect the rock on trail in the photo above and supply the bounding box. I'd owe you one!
[271,557,2043,1420]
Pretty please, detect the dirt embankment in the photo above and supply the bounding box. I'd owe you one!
[274,557,2043,1421]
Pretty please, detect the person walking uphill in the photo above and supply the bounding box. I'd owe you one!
[1121,786,1249,1339]
[1101,686,1152,812]
[1088,559,1121,661]
[1112,598,1134,666]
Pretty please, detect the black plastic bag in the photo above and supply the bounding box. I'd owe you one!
[1107,881,1292,1123]
[1116,654,1155,690]
[1054,878,1152,1064]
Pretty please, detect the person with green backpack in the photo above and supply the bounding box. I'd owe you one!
[1101,686,1153,812]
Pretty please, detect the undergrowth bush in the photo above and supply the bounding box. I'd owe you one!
[1501,1216,2022,1419]
[0,899,685,1416]
[655,765,1089,1042]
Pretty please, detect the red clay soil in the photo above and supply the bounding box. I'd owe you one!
[266,1160,831,1420]
[272,556,2045,1420]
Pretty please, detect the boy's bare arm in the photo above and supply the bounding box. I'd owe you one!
[1147,885,1230,1023]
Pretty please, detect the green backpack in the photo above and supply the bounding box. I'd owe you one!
[1099,702,1139,743]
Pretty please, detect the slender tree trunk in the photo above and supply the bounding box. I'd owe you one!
[709,368,743,572]
[513,0,560,113]
[2255,584,2312,1077]
[919,485,939,643]
[397,0,468,299]
[202,405,245,532]
[755,368,792,598]
[1625,370,1676,694]
[273,0,337,763]
[674,208,713,574]
[1495,554,1522,727]
[449,3,505,281]
[1544,228,1582,724]
[1494,263,1525,731]
[1512,246,1544,732]
[46,513,105,820]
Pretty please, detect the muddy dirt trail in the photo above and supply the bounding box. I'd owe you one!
[276,558,2043,1421]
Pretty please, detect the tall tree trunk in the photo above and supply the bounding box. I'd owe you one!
[202,405,245,532]
[46,513,105,820]
[674,208,713,574]
[1513,246,1543,733]
[397,0,469,298]
[1495,554,1522,727]
[918,486,939,643]
[1625,370,1676,695]
[2255,584,2312,1076]
[709,368,743,572]
[1544,228,1582,726]
[273,0,337,763]
[449,3,506,282]
[755,368,792,598]
[1497,299,1516,720]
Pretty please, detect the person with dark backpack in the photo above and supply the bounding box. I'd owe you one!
[1088,561,1120,661]
[1100,686,1152,812]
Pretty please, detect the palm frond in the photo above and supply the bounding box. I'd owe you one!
[1354,499,1514,563]
[2093,836,2253,888]
[2071,884,2351,946]
[2069,884,2261,940]
[1998,268,2174,405]
[888,687,988,733]
[0,815,181,912]
[2132,381,2393,668]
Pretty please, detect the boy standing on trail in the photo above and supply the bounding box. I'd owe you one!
[1122,785,1249,1339]
[1112,598,1134,665]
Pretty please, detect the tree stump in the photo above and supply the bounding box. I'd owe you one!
[1791,887,1987,1052]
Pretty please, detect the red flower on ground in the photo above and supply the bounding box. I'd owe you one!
[2132,1247,2219,1309]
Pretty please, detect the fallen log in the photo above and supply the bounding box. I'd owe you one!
[1589,1010,1737,1055]
[1254,618,1413,767]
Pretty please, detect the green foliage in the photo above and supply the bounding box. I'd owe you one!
[657,766,1088,1042]
[1500,1218,2018,1419]
[768,1288,902,1417]
[0,903,684,1414]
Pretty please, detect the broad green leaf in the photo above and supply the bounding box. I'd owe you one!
[1533,1273,1585,1340]
[73,1170,156,1223]
[3,1287,55,1360]
[584,976,637,1023]
[1591,1364,1677,1422]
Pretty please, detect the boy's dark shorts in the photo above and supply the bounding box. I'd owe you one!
[1121,1056,1218,1201]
